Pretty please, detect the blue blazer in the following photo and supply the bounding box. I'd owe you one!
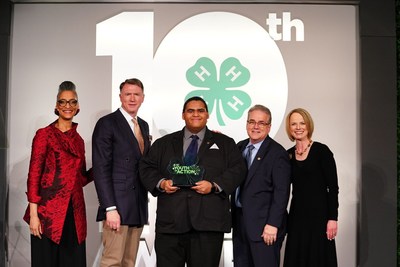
[236,136,291,241]
[92,109,149,226]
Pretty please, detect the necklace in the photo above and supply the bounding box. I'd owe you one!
[296,140,312,156]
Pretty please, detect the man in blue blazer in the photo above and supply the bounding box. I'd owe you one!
[92,78,150,267]
[233,104,291,267]
[139,96,246,267]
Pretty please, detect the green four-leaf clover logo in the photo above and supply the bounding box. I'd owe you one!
[185,57,252,126]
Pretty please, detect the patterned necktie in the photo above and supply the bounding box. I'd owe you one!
[184,135,199,165]
[245,144,255,169]
[235,144,255,207]
[132,118,144,155]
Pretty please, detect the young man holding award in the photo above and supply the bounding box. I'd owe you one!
[140,96,246,267]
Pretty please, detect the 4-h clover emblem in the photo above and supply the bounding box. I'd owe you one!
[185,57,252,126]
[144,11,287,140]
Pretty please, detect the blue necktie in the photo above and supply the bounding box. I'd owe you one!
[184,135,199,165]
[245,144,255,169]
[235,144,255,207]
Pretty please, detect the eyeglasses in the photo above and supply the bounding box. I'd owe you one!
[247,120,270,128]
[57,99,78,107]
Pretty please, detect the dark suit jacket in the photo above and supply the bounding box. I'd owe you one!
[139,127,246,234]
[92,109,149,226]
[235,136,291,241]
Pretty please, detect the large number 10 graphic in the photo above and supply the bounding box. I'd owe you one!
[95,11,288,266]
[96,11,288,141]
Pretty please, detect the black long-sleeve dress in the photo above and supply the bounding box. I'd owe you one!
[283,142,339,267]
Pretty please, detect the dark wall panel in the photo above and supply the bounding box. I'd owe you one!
[359,0,397,266]
[0,0,11,266]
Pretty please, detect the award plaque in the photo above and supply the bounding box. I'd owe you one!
[167,158,205,187]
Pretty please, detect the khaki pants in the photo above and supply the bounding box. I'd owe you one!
[100,222,143,267]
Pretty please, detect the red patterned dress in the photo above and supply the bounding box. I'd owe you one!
[23,121,92,245]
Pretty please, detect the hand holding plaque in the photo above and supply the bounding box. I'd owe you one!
[167,158,205,187]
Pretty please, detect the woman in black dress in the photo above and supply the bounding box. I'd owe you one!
[283,108,339,267]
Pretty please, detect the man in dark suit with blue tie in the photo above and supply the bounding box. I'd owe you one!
[233,104,291,267]
[92,78,150,267]
[139,96,246,267]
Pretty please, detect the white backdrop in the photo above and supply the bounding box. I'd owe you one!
[7,3,358,267]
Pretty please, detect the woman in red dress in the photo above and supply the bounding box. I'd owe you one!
[23,81,92,267]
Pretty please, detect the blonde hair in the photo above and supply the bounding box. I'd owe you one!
[285,108,314,142]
